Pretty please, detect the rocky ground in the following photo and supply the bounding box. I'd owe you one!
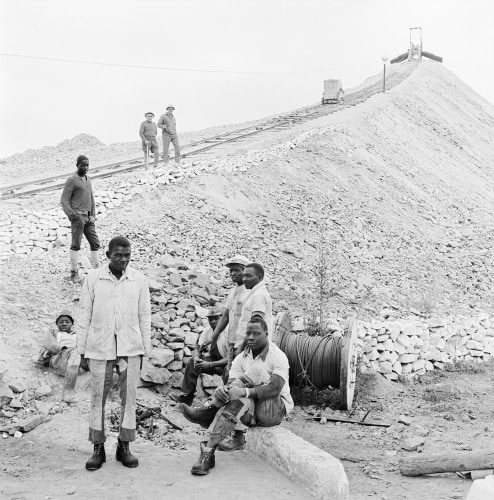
[1,60,494,499]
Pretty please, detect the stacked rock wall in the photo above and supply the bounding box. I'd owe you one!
[139,256,228,389]
[0,125,327,261]
[355,313,494,379]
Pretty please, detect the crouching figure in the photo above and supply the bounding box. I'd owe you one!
[39,309,83,403]
[180,317,293,475]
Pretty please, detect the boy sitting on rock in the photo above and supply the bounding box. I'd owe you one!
[40,310,84,403]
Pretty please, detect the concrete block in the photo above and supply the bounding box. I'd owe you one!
[246,425,349,500]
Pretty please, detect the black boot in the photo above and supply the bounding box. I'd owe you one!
[191,441,215,475]
[116,438,139,468]
[218,430,246,452]
[85,443,106,471]
[180,403,219,428]
[170,391,194,406]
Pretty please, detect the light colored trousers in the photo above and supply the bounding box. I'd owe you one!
[88,356,140,443]
[162,134,181,163]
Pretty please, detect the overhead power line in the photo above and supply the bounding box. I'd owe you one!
[0,52,376,74]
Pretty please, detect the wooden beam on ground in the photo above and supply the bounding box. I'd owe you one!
[310,414,392,427]
[399,450,494,477]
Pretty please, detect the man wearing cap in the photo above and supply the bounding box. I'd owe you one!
[171,306,227,405]
[210,255,249,376]
[157,105,180,164]
[40,309,82,403]
[139,112,159,169]
[60,155,101,284]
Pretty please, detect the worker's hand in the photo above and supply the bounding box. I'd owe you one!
[213,386,229,405]
[89,215,96,223]
[145,140,150,145]
[227,386,246,401]
[70,212,80,222]
[80,355,89,372]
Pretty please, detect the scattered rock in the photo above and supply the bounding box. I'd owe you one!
[401,436,425,452]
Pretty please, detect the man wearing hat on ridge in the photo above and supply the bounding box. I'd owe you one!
[158,104,180,164]
[139,112,159,168]
[210,255,249,378]
[171,306,227,405]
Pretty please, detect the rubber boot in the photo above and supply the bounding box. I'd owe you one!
[62,365,79,404]
[85,443,106,471]
[191,442,215,475]
[116,438,139,468]
[90,251,100,269]
[218,430,246,452]
[69,250,83,284]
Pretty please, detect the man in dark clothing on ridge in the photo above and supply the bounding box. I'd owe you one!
[60,155,101,284]
[139,112,159,168]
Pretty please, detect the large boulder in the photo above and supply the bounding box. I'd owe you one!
[140,360,171,385]
[149,347,175,368]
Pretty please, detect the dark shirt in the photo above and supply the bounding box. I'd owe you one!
[139,121,158,141]
[60,174,96,218]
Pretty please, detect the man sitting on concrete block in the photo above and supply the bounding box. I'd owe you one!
[180,316,293,475]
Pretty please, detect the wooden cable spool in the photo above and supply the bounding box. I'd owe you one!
[273,313,358,410]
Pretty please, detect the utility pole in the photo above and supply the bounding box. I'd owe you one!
[381,54,389,93]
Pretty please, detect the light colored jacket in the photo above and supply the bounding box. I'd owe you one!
[157,112,177,136]
[77,264,151,360]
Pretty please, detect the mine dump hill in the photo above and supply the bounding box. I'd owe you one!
[3,61,494,326]
[126,60,494,319]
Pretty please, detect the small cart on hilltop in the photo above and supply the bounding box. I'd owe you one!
[321,79,344,104]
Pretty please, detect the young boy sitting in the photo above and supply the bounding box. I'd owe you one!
[40,310,83,403]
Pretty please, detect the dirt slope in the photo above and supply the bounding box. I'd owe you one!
[2,59,494,500]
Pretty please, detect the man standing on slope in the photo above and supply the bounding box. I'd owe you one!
[210,255,249,379]
[77,236,151,471]
[60,155,100,284]
[139,112,160,168]
[158,104,181,164]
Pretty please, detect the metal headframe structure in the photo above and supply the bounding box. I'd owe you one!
[408,27,423,61]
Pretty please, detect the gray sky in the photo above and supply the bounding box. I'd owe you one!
[1,0,493,157]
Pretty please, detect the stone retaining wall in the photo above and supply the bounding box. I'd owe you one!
[0,125,328,260]
[355,314,494,379]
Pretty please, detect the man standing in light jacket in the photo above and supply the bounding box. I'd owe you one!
[157,104,181,164]
[60,155,101,284]
[77,236,151,471]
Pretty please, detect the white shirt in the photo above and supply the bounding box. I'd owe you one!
[57,331,77,350]
[225,284,247,344]
[235,281,273,349]
[230,341,294,414]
